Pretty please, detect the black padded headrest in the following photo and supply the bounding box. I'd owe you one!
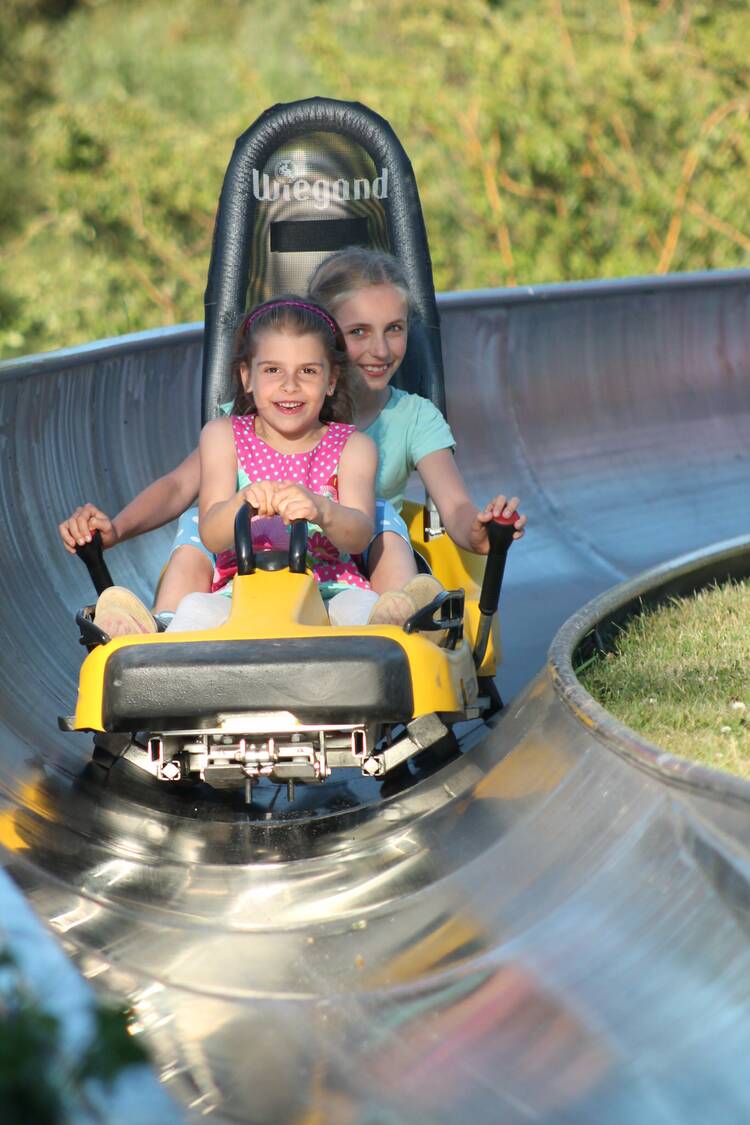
[202,97,445,422]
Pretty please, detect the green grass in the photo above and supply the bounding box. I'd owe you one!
[578,579,750,780]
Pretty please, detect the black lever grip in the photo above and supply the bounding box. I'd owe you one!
[478,514,517,617]
[235,506,309,576]
[288,519,308,573]
[75,531,114,596]
[235,503,257,576]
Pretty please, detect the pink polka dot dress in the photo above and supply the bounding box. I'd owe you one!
[212,414,371,599]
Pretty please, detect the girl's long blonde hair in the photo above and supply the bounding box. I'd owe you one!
[307,247,414,319]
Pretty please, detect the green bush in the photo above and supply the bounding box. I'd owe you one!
[0,946,149,1123]
[1,0,748,357]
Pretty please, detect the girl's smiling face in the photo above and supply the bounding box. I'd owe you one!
[333,284,408,394]
[241,330,336,441]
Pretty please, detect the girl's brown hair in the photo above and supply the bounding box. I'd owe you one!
[230,295,354,422]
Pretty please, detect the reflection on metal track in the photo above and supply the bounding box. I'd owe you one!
[0,271,749,1121]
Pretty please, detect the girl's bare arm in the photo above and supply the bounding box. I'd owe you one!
[58,449,200,553]
[417,449,525,553]
[113,449,201,541]
[198,418,246,553]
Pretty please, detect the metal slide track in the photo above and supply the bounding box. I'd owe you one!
[0,271,748,1121]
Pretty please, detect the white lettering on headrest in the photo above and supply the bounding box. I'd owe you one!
[251,167,389,208]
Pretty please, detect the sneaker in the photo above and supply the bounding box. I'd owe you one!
[367,589,416,627]
[93,587,158,638]
[402,575,448,644]
[402,575,444,611]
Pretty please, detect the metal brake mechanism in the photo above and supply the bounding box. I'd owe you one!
[144,712,451,799]
[359,714,449,778]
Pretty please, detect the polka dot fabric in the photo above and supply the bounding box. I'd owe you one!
[212,415,371,599]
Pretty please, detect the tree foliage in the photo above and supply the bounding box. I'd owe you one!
[0,946,149,1122]
[1,0,749,357]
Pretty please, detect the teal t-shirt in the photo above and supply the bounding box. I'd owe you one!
[363,387,455,512]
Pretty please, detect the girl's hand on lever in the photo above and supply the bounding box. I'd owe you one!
[274,481,324,525]
[59,503,119,554]
[241,480,278,518]
[469,495,526,555]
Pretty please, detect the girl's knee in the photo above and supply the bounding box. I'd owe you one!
[154,545,213,614]
[367,531,417,592]
[375,529,411,547]
[368,530,413,565]
[170,544,214,578]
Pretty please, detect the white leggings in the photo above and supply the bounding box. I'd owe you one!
[166,587,380,632]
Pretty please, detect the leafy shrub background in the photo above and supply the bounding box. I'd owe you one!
[1,0,748,357]
[0,946,148,1123]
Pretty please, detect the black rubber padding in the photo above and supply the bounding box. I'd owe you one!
[270,217,369,253]
[102,636,414,730]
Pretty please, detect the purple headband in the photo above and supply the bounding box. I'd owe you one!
[241,300,338,339]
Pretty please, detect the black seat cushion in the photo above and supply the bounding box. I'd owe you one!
[102,635,414,731]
